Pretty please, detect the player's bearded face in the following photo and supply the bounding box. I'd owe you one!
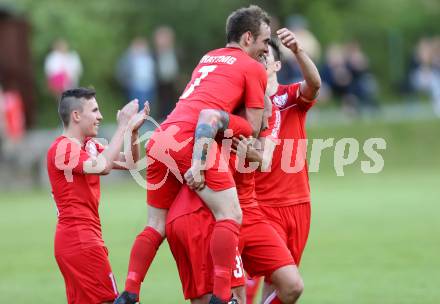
[79,98,103,137]
[249,22,271,60]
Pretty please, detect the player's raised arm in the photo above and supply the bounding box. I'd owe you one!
[113,102,150,170]
[83,100,139,175]
[277,28,321,100]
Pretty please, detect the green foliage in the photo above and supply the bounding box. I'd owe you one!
[4,0,440,126]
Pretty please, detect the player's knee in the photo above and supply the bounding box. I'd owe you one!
[147,217,166,236]
[147,207,168,236]
[212,199,242,224]
[280,276,304,303]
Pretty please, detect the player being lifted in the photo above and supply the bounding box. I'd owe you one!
[115,5,271,304]
[168,84,303,304]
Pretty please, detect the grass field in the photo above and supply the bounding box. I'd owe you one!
[0,119,439,303]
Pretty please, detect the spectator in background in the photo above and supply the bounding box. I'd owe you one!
[321,42,378,115]
[116,37,156,109]
[321,44,353,108]
[44,39,83,98]
[278,15,321,84]
[153,26,179,119]
[345,42,379,113]
[410,37,440,117]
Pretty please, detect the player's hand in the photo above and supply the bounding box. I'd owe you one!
[277,28,301,54]
[117,99,139,127]
[184,164,206,191]
[130,101,150,132]
[232,135,254,159]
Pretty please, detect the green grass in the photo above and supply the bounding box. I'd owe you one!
[0,119,439,303]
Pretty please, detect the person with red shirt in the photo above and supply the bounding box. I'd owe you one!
[254,31,321,303]
[166,185,246,304]
[46,88,148,304]
[165,94,272,304]
[168,93,302,304]
[116,6,271,304]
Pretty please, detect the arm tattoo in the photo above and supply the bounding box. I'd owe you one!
[195,123,216,140]
[194,123,216,163]
[218,110,230,132]
[193,110,230,163]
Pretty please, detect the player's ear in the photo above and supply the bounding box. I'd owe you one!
[71,110,81,124]
[242,31,252,46]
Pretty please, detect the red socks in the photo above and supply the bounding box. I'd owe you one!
[263,291,282,304]
[246,276,262,304]
[124,227,164,295]
[210,219,241,301]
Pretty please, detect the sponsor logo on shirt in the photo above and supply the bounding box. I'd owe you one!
[273,93,288,108]
[86,140,98,157]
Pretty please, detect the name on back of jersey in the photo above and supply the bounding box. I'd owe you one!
[199,55,237,65]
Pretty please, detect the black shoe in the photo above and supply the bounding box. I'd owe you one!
[114,291,138,304]
[209,295,238,304]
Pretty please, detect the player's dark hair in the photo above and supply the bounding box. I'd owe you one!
[58,87,96,127]
[269,37,281,61]
[226,5,271,43]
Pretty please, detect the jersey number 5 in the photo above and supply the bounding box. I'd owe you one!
[180,65,217,99]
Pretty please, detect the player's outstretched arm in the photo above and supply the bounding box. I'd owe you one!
[83,99,139,175]
[277,28,321,100]
[114,102,150,170]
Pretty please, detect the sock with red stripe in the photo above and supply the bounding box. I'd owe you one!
[210,219,241,302]
[124,226,164,296]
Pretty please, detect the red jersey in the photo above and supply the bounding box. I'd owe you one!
[164,47,266,125]
[231,155,258,209]
[230,106,278,209]
[166,154,259,224]
[255,83,317,207]
[166,108,276,219]
[47,136,105,254]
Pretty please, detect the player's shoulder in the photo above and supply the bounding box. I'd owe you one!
[271,83,301,108]
[47,136,65,155]
[283,82,302,95]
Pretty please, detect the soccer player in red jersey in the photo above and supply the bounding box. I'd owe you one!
[166,185,246,304]
[46,88,148,304]
[116,6,271,304]
[254,30,321,303]
[173,94,303,304]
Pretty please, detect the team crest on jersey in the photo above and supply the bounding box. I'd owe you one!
[86,140,98,157]
[273,93,288,108]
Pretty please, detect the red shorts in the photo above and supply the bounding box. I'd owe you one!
[239,207,294,278]
[259,202,311,265]
[166,207,245,300]
[146,122,235,209]
[55,246,118,304]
